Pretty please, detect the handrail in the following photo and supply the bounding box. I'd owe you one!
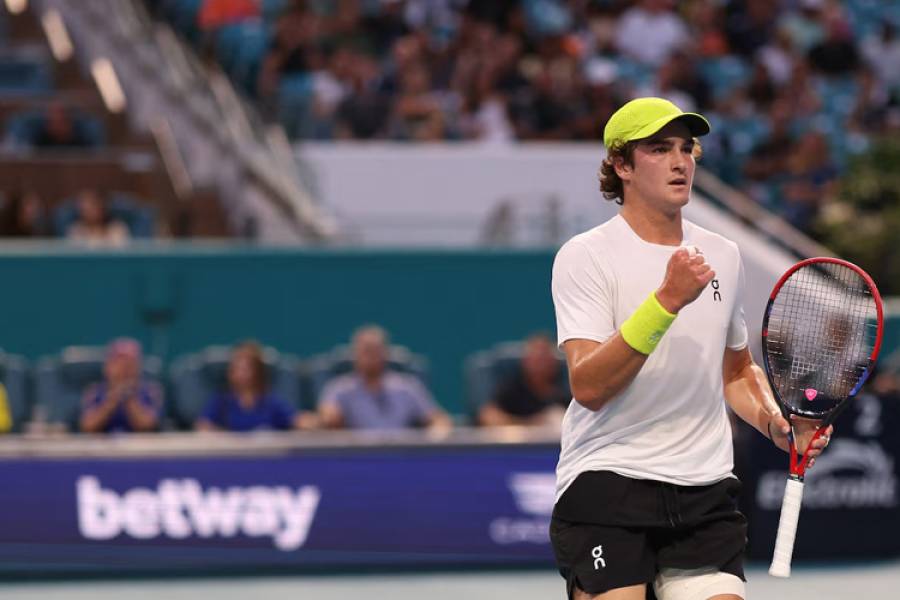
[36,0,337,242]
[693,168,834,259]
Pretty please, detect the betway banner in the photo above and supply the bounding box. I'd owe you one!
[743,391,900,559]
[0,445,558,574]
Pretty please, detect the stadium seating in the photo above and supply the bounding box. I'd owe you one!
[463,340,569,421]
[168,344,304,428]
[0,53,51,95]
[52,193,157,238]
[3,108,106,148]
[35,346,164,431]
[306,343,430,407]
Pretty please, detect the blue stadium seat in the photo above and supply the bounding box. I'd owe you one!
[260,0,288,23]
[215,20,271,95]
[52,193,157,238]
[171,0,204,41]
[0,350,29,433]
[3,109,106,148]
[307,344,429,407]
[0,56,51,94]
[231,22,271,96]
[699,55,750,101]
[612,56,654,89]
[35,346,163,431]
[277,73,314,138]
[815,76,859,121]
[168,345,304,428]
[463,341,569,421]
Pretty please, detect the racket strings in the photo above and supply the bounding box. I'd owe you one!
[765,263,877,415]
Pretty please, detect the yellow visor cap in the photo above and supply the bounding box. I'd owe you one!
[603,97,711,149]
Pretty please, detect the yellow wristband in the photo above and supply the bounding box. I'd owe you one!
[620,292,677,355]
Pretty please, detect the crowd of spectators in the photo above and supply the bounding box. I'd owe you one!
[57,326,563,435]
[169,0,900,236]
[0,187,153,244]
[1,322,898,435]
[5,325,891,435]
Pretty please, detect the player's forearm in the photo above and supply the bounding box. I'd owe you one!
[569,333,648,411]
[724,361,780,437]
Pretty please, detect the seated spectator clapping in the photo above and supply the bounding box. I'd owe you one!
[478,333,569,427]
[79,338,162,433]
[318,325,451,431]
[195,341,315,432]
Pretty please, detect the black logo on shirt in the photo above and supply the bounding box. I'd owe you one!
[711,279,722,302]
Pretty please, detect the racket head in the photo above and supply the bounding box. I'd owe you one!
[762,257,884,421]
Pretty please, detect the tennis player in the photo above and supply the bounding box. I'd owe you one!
[549,97,831,600]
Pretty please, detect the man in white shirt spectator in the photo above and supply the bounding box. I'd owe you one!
[614,0,689,68]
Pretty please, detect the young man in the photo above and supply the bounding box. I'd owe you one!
[549,97,831,600]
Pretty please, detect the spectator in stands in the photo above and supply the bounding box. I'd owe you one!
[33,102,94,149]
[723,0,779,57]
[66,189,130,245]
[79,338,162,433]
[779,130,838,232]
[256,0,323,99]
[197,0,260,33]
[614,0,688,68]
[807,5,859,76]
[335,51,389,138]
[874,366,900,401]
[195,341,316,432]
[478,333,569,427]
[0,381,11,433]
[388,60,448,141]
[861,21,900,94]
[0,188,48,237]
[779,0,826,55]
[318,325,451,431]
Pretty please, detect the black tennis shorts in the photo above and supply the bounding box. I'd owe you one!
[549,471,747,598]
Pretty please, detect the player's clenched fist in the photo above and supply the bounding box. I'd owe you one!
[655,246,715,313]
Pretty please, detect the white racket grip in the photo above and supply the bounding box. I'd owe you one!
[769,478,805,578]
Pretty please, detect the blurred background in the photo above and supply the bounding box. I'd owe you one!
[0,0,898,598]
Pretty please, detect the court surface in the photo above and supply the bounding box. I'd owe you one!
[1,562,898,599]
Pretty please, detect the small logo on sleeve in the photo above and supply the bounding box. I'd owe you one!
[591,545,606,569]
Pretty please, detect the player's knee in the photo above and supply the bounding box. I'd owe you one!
[653,567,745,600]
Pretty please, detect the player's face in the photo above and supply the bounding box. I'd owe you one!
[622,121,696,214]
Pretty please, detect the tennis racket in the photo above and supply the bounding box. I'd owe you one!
[762,257,883,578]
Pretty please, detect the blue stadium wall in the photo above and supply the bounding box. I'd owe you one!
[0,246,559,414]
[2,245,897,415]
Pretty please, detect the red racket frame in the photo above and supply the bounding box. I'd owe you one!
[761,257,884,478]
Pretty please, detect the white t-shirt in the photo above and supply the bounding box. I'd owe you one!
[551,215,748,500]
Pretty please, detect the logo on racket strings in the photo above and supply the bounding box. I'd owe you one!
[805,388,818,401]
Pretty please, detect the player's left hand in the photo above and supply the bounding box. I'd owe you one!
[768,413,833,468]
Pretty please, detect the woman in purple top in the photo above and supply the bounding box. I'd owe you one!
[195,341,316,432]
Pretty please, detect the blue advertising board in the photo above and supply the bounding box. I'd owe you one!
[741,389,900,560]
[0,443,559,574]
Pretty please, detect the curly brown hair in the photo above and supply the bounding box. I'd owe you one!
[598,139,703,205]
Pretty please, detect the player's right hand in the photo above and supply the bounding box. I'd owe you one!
[655,246,715,313]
